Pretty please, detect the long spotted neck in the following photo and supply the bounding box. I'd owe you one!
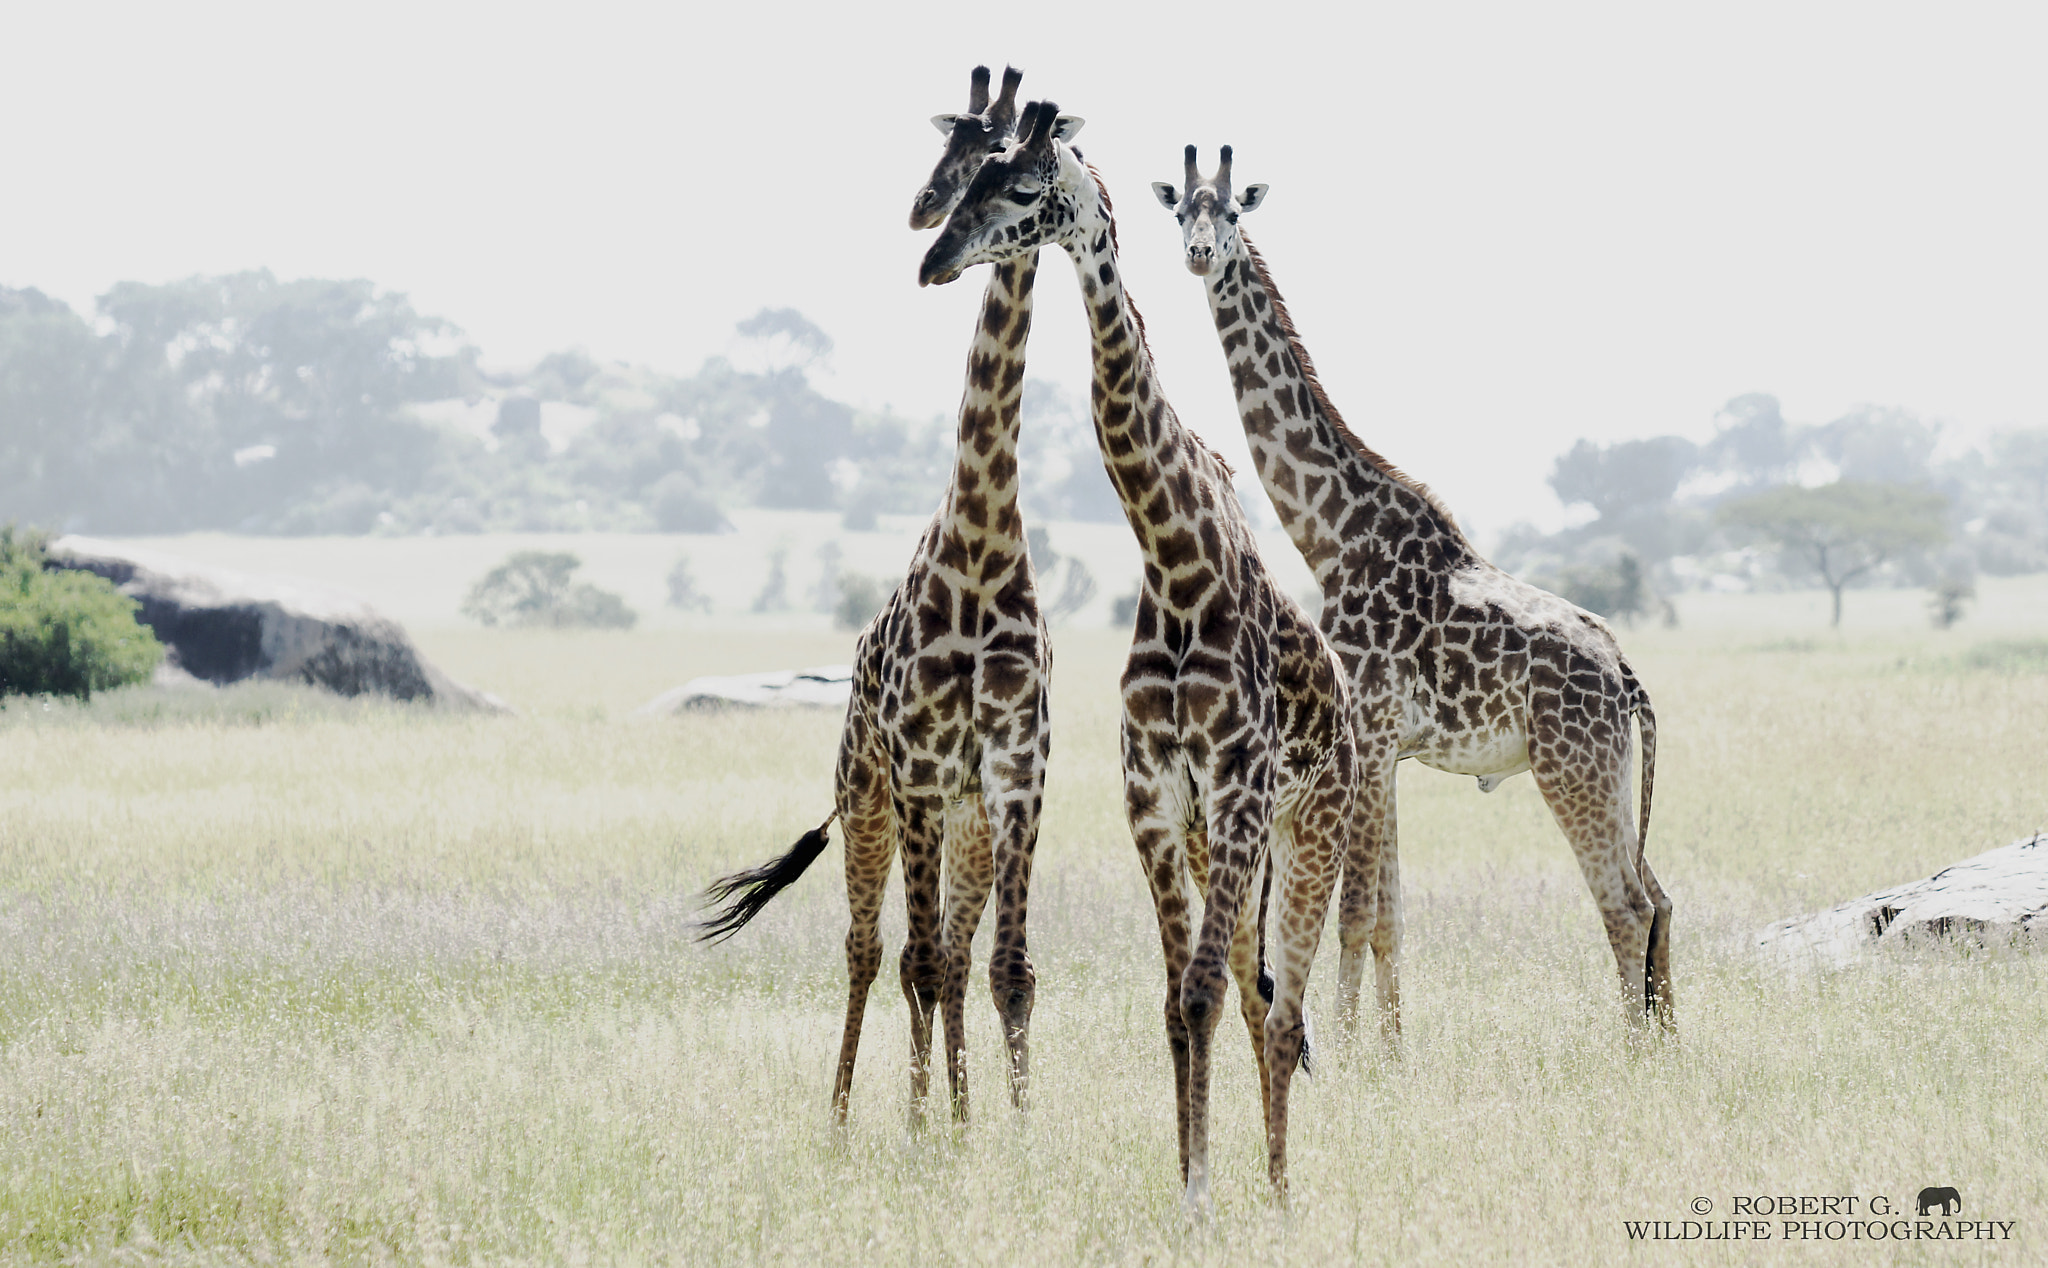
[1203,234,1473,592]
[936,254,1037,580]
[1061,181,1242,573]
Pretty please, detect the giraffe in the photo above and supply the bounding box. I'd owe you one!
[909,64,1023,230]
[921,102,1358,1208]
[1151,146,1672,1036]
[698,70,1059,1126]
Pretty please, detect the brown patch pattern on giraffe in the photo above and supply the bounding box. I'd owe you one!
[923,101,1358,1209]
[1157,146,1672,1037]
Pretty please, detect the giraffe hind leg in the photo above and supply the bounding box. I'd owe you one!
[938,797,995,1122]
[896,793,947,1127]
[831,752,897,1122]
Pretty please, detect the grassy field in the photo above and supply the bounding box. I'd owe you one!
[2,551,2046,1263]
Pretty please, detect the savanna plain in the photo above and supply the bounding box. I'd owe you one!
[3,543,2046,1265]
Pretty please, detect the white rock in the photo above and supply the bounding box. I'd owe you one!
[1758,834,2048,965]
[636,665,853,715]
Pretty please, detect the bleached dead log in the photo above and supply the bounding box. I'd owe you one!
[1758,834,2048,964]
[636,665,853,715]
[48,536,508,712]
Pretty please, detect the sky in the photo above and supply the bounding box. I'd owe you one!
[6,1,2045,542]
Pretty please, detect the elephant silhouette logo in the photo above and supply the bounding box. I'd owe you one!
[1917,1186,1962,1217]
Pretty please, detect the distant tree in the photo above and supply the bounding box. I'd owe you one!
[809,541,844,612]
[1928,569,1975,629]
[1987,427,2048,506]
[461,551,636,629]
[1534,552,1659,626]
[751,547,790,613]
[646,470,730,533]
[492,396,548,463]
[0,526,163,699]
[1707,394,1799,488]
[833,573,889,631]
[1548,435,1698,563]
[1811,406,1938,486]
[733,307,833,378]
[95,270,472,532]
[665,555,713,614]
[1719,482,1947,627]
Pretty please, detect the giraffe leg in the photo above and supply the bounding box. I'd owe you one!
[1181,802,1267,1214]
[1336,740,1400,1047]
[938,797,995,1122]
[1640,852,1676,1031]
[831,728,896,1122]
[1127,787,1198,1186]
[983,713,1048,1110]
[1534,760,1658,1031]
[897,793,946,1127]
[1264,746,1351,1199]
[1228,855,1273,1141]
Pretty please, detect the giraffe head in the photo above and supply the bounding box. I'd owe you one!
[909,65,1027,230]
[1151,145,1269,277]
[917,100,1088,287]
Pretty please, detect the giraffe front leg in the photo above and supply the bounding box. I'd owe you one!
[1181,802,1266,1215]
[1126,784,1198,1187]
[939,797,995,1123]
[984,777,1044,1110]
[897,793,946,1128]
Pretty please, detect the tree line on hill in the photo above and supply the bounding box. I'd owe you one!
[0,276,1121,539]
[5,272,2045,627]
[1496,393,2048,626]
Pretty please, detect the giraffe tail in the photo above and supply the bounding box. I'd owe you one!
[694,813,837,944]
[1632,684,1656,862]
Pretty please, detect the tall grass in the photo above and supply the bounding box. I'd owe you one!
[1,622,2043,1263]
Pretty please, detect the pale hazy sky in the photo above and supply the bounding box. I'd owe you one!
[8,2,2044,541]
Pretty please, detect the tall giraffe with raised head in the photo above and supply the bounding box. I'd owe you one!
[1152,146,1672,1035]
[699,69,1059,1125]
[922,102,1358,1207]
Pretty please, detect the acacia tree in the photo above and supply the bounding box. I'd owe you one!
[1719,482,1947,627]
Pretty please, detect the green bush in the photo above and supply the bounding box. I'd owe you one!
[460,551,638,630]
[0,526,163,699]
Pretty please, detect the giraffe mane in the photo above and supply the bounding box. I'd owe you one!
[1238,231,1468,546]
[1086,162,1237,482]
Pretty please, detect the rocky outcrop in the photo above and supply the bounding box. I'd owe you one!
[636,665,853,715]
[1758,834,2048,964]
[47,536,506,711]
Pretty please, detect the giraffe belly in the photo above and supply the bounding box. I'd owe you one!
[1400,724,1531,783]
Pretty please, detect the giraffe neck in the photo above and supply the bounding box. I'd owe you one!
[1059,178,1244,576]
[936,254,1037,577]
[1203,233,1473,590]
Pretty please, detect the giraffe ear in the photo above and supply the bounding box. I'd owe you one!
[1052,114,1085,142]
[932,114,971,135]
[1237,183,1270,212]
[1151,182,1179,210]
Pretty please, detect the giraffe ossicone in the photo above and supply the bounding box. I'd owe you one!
[925,100,1358,1210]
[1159,144,1674,1038]
[699,66,1054,1130]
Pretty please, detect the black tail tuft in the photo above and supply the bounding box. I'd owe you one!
[1299,1012,1316,1078]
[695,817,834,944]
